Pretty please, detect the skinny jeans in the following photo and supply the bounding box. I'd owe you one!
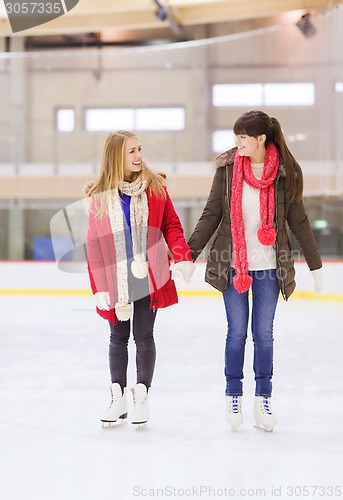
[223,268,279,397]
[108,294,157,390]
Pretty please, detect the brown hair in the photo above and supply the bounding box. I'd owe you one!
[86,130,166,217]
[233,110,303,203]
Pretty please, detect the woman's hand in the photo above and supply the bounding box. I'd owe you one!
[94,291,111,310]
[170,261,195,284]
[311,268,323,295]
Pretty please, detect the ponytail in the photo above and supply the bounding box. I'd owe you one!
[271,117,303,204]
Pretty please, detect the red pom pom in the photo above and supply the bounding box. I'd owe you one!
[233,273,252,293]
[258,227,276,246]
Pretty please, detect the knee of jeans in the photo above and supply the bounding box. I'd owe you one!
[226,330,247,343]
[110,335,129,347]
[252,330,274,343]
[133,335,155,347]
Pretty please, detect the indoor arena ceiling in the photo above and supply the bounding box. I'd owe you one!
[0,0,341,40]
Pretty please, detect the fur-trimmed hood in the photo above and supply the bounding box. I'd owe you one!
[215,147,237,169]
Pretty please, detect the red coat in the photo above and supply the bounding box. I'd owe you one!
[87,188,192,324]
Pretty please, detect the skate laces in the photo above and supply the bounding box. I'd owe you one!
[134,396,147,415]
[108,391,123,410]
[110,397,121,406]
[108,399,118,411]
[262,397,273,415]
[230,396,241,414]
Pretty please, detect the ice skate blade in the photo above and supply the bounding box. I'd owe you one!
[228,423,242,432]
[101,415,128,429]
[101,419,127,429]
[226,418,243,431]
[132,421,148,431]
[254,424,274,433]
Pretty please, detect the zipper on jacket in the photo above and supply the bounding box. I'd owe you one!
[101,218,116,306]
[148,267,158,311]
[274,171,286,301]
[223,165,232,290]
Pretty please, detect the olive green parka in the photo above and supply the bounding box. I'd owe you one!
[188,147,322,300]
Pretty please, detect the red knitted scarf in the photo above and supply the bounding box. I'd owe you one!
[230,142,279,293]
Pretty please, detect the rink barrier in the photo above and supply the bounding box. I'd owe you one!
[0,261,342,301]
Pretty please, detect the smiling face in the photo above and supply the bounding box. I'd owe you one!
[123,137,142,181]
[235,133,266,163]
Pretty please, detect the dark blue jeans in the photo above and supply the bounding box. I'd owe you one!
[223,268,279,397]
[108,294,157,390]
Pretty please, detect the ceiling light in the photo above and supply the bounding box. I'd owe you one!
[153,0,183,35]
[296,13,317,38]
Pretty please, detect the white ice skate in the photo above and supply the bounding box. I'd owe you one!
[131,383,149,430]
[254,396,277,432]
[225,395,243,431]
[101,383,128,428]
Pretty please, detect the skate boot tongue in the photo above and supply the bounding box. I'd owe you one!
[131,383,149,428]
[133,383,147,399]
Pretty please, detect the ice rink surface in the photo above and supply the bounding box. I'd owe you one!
[1,292,342,500]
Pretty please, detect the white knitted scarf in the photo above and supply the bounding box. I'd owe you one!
[108,177,149,321]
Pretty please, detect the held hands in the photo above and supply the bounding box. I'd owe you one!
[170,261,195,284]
[94,291,111,311]
[311,268,323,295]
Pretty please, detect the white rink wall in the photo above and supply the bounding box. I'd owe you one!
[0,261,342,298]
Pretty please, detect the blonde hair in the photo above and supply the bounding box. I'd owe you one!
[86,130,166,217]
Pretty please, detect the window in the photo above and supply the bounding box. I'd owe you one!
[213,84,263,107]
[264,83,315,106]
[84,107,185,131]
[213,83,315,107]
[85,109,134,132]
[335,82,343,93]
[57,108,75,132]
[136,108,185,130]
[212,130,236,153]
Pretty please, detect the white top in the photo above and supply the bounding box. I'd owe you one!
[232,162,277,271]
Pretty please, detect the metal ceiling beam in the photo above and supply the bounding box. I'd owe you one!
[0,0,340,36]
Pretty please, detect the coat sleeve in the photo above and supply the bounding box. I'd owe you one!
[287,199,322,271]
[188,167,224,261]
[86,209,108,294]
[160,192,192,263]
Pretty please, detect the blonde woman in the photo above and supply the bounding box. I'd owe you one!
[85,130,194,428]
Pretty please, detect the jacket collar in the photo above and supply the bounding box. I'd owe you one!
[215,146,286,177]
[215,147,237,168]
